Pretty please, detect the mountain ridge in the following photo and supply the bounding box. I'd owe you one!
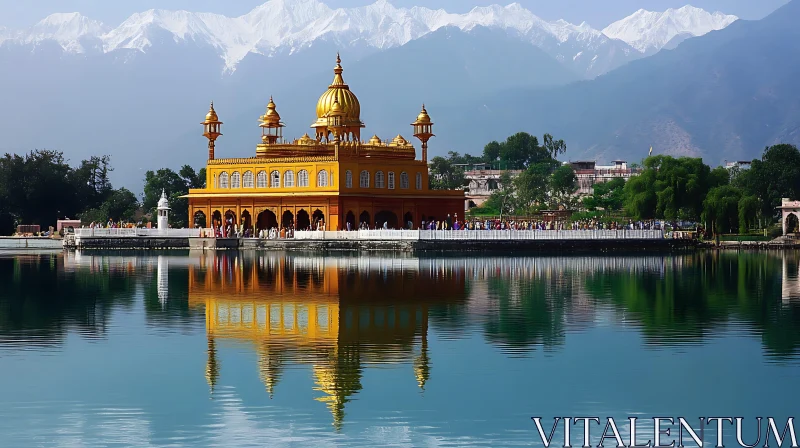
[0,1,736,77]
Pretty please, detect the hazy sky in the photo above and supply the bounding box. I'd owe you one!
[0,0,789,29]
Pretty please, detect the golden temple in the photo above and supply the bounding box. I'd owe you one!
[188,54,464,232]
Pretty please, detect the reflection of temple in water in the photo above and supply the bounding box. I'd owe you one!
[187,253,466,429]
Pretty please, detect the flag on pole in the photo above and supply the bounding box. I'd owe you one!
[649,146,653,156]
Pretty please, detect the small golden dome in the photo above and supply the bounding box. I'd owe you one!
[327,98,345,117]
[204,101,220,123]
[390,134,409,146]
[413,104,432,125]
[368,135,382,145]
[297,133,316,145]
[261,96,281,124]
[314,54,362,124]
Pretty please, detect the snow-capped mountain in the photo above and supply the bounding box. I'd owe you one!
[602,5,738,53]
[0,0,636,77]
[0,1,738,76]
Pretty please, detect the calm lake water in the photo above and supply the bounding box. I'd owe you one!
[0,250,799,447]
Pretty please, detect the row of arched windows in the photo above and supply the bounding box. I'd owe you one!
[216,169,331,189]
[344,170,422,190]
[216,169,423,190]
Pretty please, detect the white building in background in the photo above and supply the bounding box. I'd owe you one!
[725,160,752,170]
[464,168,523,209]
[569,160,639,196]
[157,189,171,234]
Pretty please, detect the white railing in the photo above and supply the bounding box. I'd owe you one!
[75,228,202,238]
[291,229,663,241]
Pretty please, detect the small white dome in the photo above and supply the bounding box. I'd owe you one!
[157,189,171,210]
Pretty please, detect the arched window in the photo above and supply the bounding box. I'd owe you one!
[298,170,309,187]
[231,171,241,189]
[388,172,395,190]
[400,172,410,189]
[284,170,295,187]
[257,171,267,188]
[345,170,353,188]
[375,171,385,188]
[243,171,254,188]
[318,170,329,187]
[360,170,370,188]
[219,172,229,189]
[270,171,280,188]
[415,172,422,190]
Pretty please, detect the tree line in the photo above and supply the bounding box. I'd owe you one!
[0,150,205,235]
[428,132,579,215]
[430,135,800,234]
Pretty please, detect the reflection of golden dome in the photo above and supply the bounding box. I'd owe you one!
[315,54,362,124]
[205,101,219,122]
[261,96,281,124]
[414,104,431,124]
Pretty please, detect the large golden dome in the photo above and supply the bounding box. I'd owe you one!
[315,54,362,124]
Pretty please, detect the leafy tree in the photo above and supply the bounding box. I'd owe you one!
[428,156,467,190]
[80,188,140,224]
[624,155,711,221]
[481,172,515,218]
[738,195,760,233]
[702,185,742,235]
[737,144,800,219]
[143,165,206,227]
[548,165,578,209]
[513,162,555,212]
[584,177,626,212]
[483,141,501,164]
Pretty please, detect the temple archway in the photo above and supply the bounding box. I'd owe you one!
[193,211,207,228]
[224,210,237,226]
[375,210,398,229]
[241,210,252,232]
[359,211,370,228]
[211,211,222,229]
[257,210,278,231]
[403,212,413,229]
[282,210,294,229]
[345,211,356,230]
[787,213,799,235]
[297,210,311,231]
[312,209,325,230]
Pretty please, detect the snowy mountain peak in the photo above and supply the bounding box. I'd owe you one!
[602,4,737,53]
[27,12,107,52]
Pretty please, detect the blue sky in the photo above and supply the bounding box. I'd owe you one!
[1,0,789,29]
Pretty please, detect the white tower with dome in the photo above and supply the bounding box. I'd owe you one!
[157,189,171,234]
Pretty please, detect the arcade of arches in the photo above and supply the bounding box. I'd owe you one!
[186,53,464,231]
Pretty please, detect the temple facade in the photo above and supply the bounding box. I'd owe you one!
[187,54,464,232]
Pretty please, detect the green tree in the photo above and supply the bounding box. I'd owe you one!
[624,155,711,221]
[737,144,800,219]
[548,165,578,209]
[702,185,742,235]
[738,195,760,233]
[142,165,206,227]
[428,156,466,190]
[584,177,626,213]
[513,162,555,213]
[481,172,515,218]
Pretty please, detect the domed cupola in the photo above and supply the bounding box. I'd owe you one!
[310,54,365,142]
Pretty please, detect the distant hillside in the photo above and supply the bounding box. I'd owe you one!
[439,0,800,166]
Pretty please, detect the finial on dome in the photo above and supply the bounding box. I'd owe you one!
[336,52,341,65]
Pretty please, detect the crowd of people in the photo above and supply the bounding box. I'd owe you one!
[202,215,665,239]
